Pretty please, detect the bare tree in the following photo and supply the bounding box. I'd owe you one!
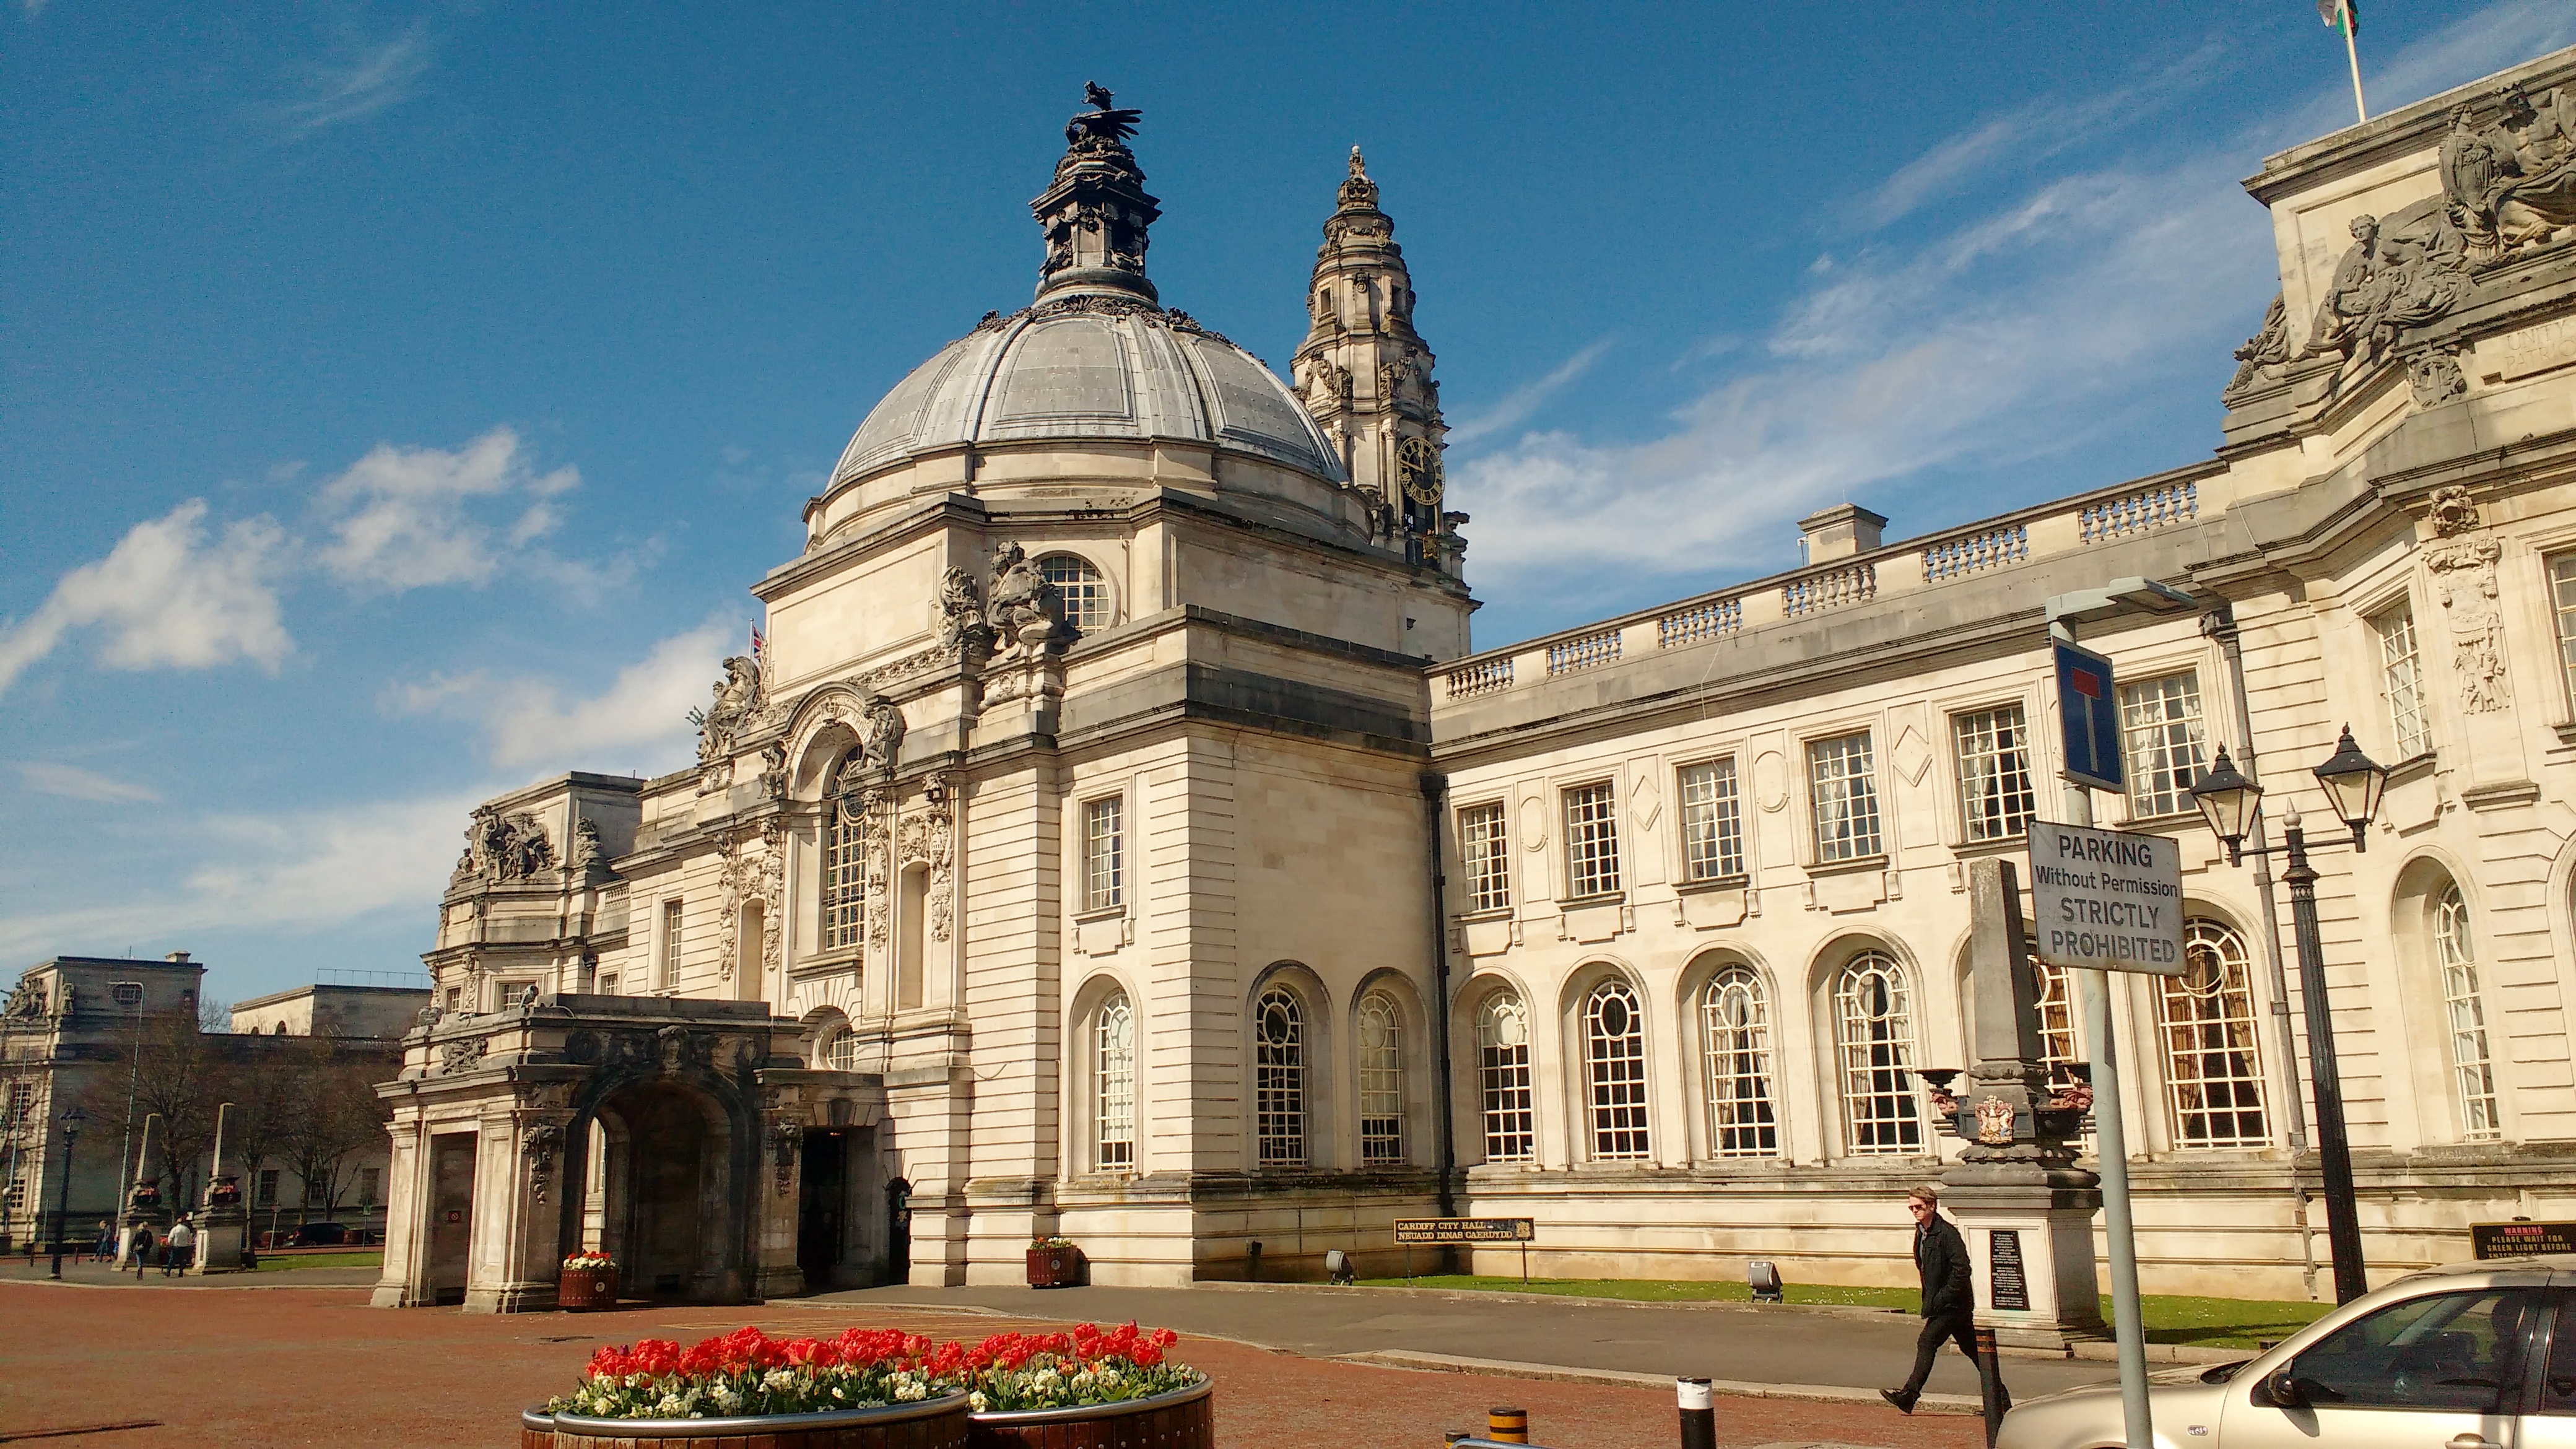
[81,1009,226,1210]
[276,1049,391,1227]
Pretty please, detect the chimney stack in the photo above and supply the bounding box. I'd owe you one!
[1798,503,1887,564]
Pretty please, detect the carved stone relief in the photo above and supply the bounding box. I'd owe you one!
[2439,84,2576,263]
[2299,200,2473,393]
[467,809,554,881]
[899,776,959,944]
[2423,485,2510,713]
[2408,345,2467,407]
[437,1037,488,1075]
[2222,292,2292,399]
[690,656,764,763]
[715,821,788,984]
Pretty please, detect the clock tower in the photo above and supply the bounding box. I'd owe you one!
[1294,149,1461,572]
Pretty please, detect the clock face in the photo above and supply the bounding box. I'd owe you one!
[1396,436,1444,507]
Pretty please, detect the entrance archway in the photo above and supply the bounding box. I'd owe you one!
[585,1080,738,1301]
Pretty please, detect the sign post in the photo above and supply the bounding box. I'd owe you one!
[1396,1217,1534,1286]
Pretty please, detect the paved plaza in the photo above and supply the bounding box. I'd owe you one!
[0,1269,2065,1448]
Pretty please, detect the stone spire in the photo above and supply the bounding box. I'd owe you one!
[1030,82,1161,305]
[1294,148,1455,567]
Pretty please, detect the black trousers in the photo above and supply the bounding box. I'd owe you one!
[1899,1310,1994,1401]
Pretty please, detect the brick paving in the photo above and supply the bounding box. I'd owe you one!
[0,1279,1986,1449]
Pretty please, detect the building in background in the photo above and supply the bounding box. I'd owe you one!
[380,48,2576,1309]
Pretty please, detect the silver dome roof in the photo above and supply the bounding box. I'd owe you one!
[830,300,1346,489]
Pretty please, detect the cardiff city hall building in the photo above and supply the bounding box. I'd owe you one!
[376,47,2576,1315]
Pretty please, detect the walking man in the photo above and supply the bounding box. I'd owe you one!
[165,1216,195,1276]
[1881,1185,2002,1414]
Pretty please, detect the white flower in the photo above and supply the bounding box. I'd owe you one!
[895,1381,926,1402]
[713,1388,742,1413]
[968,1392,989,1412]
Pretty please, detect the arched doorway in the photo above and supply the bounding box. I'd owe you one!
[586,1080,738,1301]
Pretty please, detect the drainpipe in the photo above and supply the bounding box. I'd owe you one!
[1422,773,1458,1221]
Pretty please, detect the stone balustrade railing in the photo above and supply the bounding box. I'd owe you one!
[1546,627,1623,676]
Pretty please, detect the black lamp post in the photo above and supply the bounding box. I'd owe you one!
[2188,726,2387,1305]
[48,1105,85,1280]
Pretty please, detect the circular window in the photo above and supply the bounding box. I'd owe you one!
[1039,554,1112,632]
[823,1028,863,1071]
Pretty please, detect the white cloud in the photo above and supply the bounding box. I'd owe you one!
[280,25,435,137]
[0,787,482,961]
[16,761,162,804]
[315,427,581,593]
[0,499,291,698]
[385,616,737,773]
[1445,339,1614,447]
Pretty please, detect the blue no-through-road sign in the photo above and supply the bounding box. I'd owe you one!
[2055,641,2123,793]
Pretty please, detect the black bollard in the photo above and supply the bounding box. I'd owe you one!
[1978,1326,2004,1449]
[1677,1377,1715,1449]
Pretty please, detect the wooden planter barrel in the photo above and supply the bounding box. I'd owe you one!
[555,1266,617,1312]
[524,1392,970,1448]
[968,1376,1213,1449]
[1024,1247,1082,1288]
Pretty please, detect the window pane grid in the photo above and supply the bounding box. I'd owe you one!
[1700,970,1778,1157]
[2437,887,2500,1141]
[1097,994,1136,1168]
[1810,733,1882,862]
[1563,783,1621,897]
[1585,981,1651,1160]
[661,900,683,986]
[1835,953,1920,1154]
[2375,604,2430,758]
[1040,554,1111,633]
[2120,674,2208,818]
[1954,706,2038,843]
[1460,803,1511,912]
[1254,988,1305,1167]
[1084,797,1124,912]
[2551,553,2576,711]
[824,799,865,949]
[1679,760,1745,881]
[1477,994,1535,1162]
[2160,920,2270,1147]
[1358,994,1404,1165]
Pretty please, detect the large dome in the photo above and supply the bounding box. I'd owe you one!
[828,299,1345,490]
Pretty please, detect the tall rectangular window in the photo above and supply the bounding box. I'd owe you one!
[1459,803,1511,912]
[2120,673,2207,819]
[660,900,683,986]
[256,1169,279,1208]
[359,1167,381,1208]
[822,801,865,949]
[2,1177,22,1216]
[1562,782,1621,897]
[3,1080,31,1128]
[1678,760,1745,881]
[2552,553,2576,711]
[2374,602,2430,759]
[1954,705,2038,843]
[1083,796,1124,912]
[1809,732,1882,863]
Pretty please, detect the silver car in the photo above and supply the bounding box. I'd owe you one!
[2000,1255,2576,1449]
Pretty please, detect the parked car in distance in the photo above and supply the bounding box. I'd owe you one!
[288,1222,348,1247]
[2000,1254,2576,1449]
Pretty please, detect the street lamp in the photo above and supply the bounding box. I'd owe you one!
[49,1106,85,1279]
[2188,724,2388,1305]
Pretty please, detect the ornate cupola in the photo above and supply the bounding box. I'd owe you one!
[1030,82,1162,305]
[1293,148,1456,567]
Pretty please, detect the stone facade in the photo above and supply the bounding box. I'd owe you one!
[385,52,2576,1311]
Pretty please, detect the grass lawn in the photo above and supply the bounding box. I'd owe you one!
[255,1251,383,1271]
[1355,1274,2333,1349]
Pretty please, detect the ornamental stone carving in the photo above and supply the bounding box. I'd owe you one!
[935,566,994,656]
[572,817,603,867]
[690,656,764,763]
[2424,485,2510,713]
[715,822,786,985]
[2408,345,2467,407]
[2299,201,2472,391]
[2440,84,2576,262]
[985,542,1072,655]
[861,694,907,777]
[2222,292,2292,399]
[437,1037,488,1075]
[521,1120,565,1204]
[898,776,958,946]
[467,808,554,881]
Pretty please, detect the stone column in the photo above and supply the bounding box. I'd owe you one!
[192,1102,249,1274]
[1939,858,2105,1351]
[755,1091,806,1300]
[464,1108,574,1313]
[372,1114,427,1307]
[115,1112,171,1270]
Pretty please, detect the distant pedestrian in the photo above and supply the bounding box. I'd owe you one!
[166,1217,196,1276]
[128,1227,153,1279]
[92,1221,114,1263]
[1880,1185,2003,1415]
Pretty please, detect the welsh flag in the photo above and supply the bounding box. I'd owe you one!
[2318,0,2356,35]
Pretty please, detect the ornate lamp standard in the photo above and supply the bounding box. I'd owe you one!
[49,1105,85,1279]
[2187,725,2388,1305]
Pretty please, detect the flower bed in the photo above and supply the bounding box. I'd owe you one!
[556,1251,617,1313]
[530,1321,1204,1448]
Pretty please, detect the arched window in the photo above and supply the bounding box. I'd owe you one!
[1096,992,1136,1169]
[1585,979,1651,1160]
[1476,992,1534,1162]
[1254,988,1305,1167]
[822,788,866,951]
[2160,920,2269,1148]
[2437,886,2500,1141]
[823,1024,863,1072]
[1700,968,1778,1157]
[2033,957,2079,1071]
[1357,993,1404,1165]
[1039,554,1111,633]
[1835,952,1920,1154]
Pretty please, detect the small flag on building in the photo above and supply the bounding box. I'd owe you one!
[750,625,765,662]
[2317,0,2357,35]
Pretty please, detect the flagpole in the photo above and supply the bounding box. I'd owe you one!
[2341,0,2366,125]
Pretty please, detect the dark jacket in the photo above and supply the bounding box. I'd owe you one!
[1915,1213,1972,1320]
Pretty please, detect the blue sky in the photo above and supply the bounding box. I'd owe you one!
[7,2,2573,1006]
